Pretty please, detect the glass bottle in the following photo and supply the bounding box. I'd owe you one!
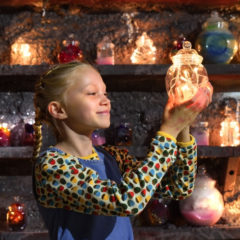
[130,32,157,64]
[191,121,209,146]
[92,129,106,146]
[179,165,224,226]
[115,122,132,146]
[6,196,26,231]
[165,41,209,104]
[143,199,171,225]
[220,99,240,146]
[58,34,84,63]
[169,34,186,59]
[96,36,115,65]
[195,11,238,64]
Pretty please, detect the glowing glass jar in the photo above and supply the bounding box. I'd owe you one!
[6,196,26,231]
[165,41,209,104]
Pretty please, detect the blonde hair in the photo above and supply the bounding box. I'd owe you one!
[32,61,95,161]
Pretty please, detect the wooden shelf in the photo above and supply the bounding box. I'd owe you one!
[0,146,33,158]
[0,64,240,92]
[0,145,239,175]
[1,145,240,159]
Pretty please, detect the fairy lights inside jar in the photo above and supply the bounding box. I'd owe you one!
[165,41,209,104]
[131,32,156,64]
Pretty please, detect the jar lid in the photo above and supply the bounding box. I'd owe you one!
[171,41,203,65]
[203,11,228,29]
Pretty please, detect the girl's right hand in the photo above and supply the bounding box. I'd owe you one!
[160,83,213,138]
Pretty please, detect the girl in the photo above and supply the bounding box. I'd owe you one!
[32,61,212,240]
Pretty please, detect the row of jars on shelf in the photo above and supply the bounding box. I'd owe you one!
[1,110,240,148]
[59,11,238,65]
[11,11,239,66]
[0,121,133,147]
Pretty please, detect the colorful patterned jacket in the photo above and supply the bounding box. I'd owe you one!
[34,131,197,217]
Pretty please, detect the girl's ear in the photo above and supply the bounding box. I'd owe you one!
[48,101,67,120]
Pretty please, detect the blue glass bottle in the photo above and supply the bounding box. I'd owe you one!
[195,11,238,64]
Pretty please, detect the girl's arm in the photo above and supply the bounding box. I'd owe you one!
[34,131,179,217]
[152,131,197,200]
[105,129,197,201]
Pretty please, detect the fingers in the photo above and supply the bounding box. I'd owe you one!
[185,83,213,111]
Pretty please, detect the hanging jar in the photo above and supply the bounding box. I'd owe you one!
[96,36,115,65]
[195,11,238,64]
[58,33,84,63]
[165,41,209,104]
[179,165,224,226]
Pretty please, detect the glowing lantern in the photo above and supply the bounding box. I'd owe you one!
[220,105,240,146]
[6,197,26,231]
[11,37,41,65]
[131,32,156,64]
[0,122,10,146]
[165,41,209,104]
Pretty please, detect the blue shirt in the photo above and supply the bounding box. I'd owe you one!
[36,147,134,240]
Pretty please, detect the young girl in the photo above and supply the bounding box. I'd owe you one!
[32,61,212,240]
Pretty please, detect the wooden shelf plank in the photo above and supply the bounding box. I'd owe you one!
[0,64,240,92]
[0,146,240,159]
[0,146,33,158]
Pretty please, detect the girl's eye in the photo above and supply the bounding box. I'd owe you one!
[104,92,108,97]
[87,92,96,95]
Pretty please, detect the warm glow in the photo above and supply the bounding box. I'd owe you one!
[0,123,10,136]
[175,82,197,103]
[6,204,24,225]
[131,32,156,64]
[165,41,209,104]
[10,37,40,65]
[220,118,240,146]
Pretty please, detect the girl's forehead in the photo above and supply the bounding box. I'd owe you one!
[68,65,105,89]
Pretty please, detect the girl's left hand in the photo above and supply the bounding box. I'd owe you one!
[185,81,213,112]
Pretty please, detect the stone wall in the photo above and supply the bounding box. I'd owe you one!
[1,6,240,234]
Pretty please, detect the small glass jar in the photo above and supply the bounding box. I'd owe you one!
[96,36,115,65]
[58,34,84,63]
[6,196,26,231]
[92,129,106,146]
[115,122,132,146]
[191,121,209,146]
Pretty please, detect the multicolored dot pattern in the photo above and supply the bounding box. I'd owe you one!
[34,132,197,216]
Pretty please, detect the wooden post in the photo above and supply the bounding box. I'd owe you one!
[223,157,240,201]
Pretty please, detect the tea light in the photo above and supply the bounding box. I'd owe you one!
[220,118,239,146]
[11,37,42,65]
[0,123,10,146]
[6,201,26,231]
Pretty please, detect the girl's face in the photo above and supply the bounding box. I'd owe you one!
[62,66,111,135]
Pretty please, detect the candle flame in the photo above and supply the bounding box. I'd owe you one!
[220,118,240,146]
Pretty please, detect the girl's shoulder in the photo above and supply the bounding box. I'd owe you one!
[36,146,72,165]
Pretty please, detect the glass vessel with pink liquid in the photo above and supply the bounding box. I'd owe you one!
[179,166,224,226]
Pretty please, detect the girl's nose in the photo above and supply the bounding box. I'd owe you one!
[100,94,111,105]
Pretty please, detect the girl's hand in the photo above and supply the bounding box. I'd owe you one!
[160,82,213,138]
